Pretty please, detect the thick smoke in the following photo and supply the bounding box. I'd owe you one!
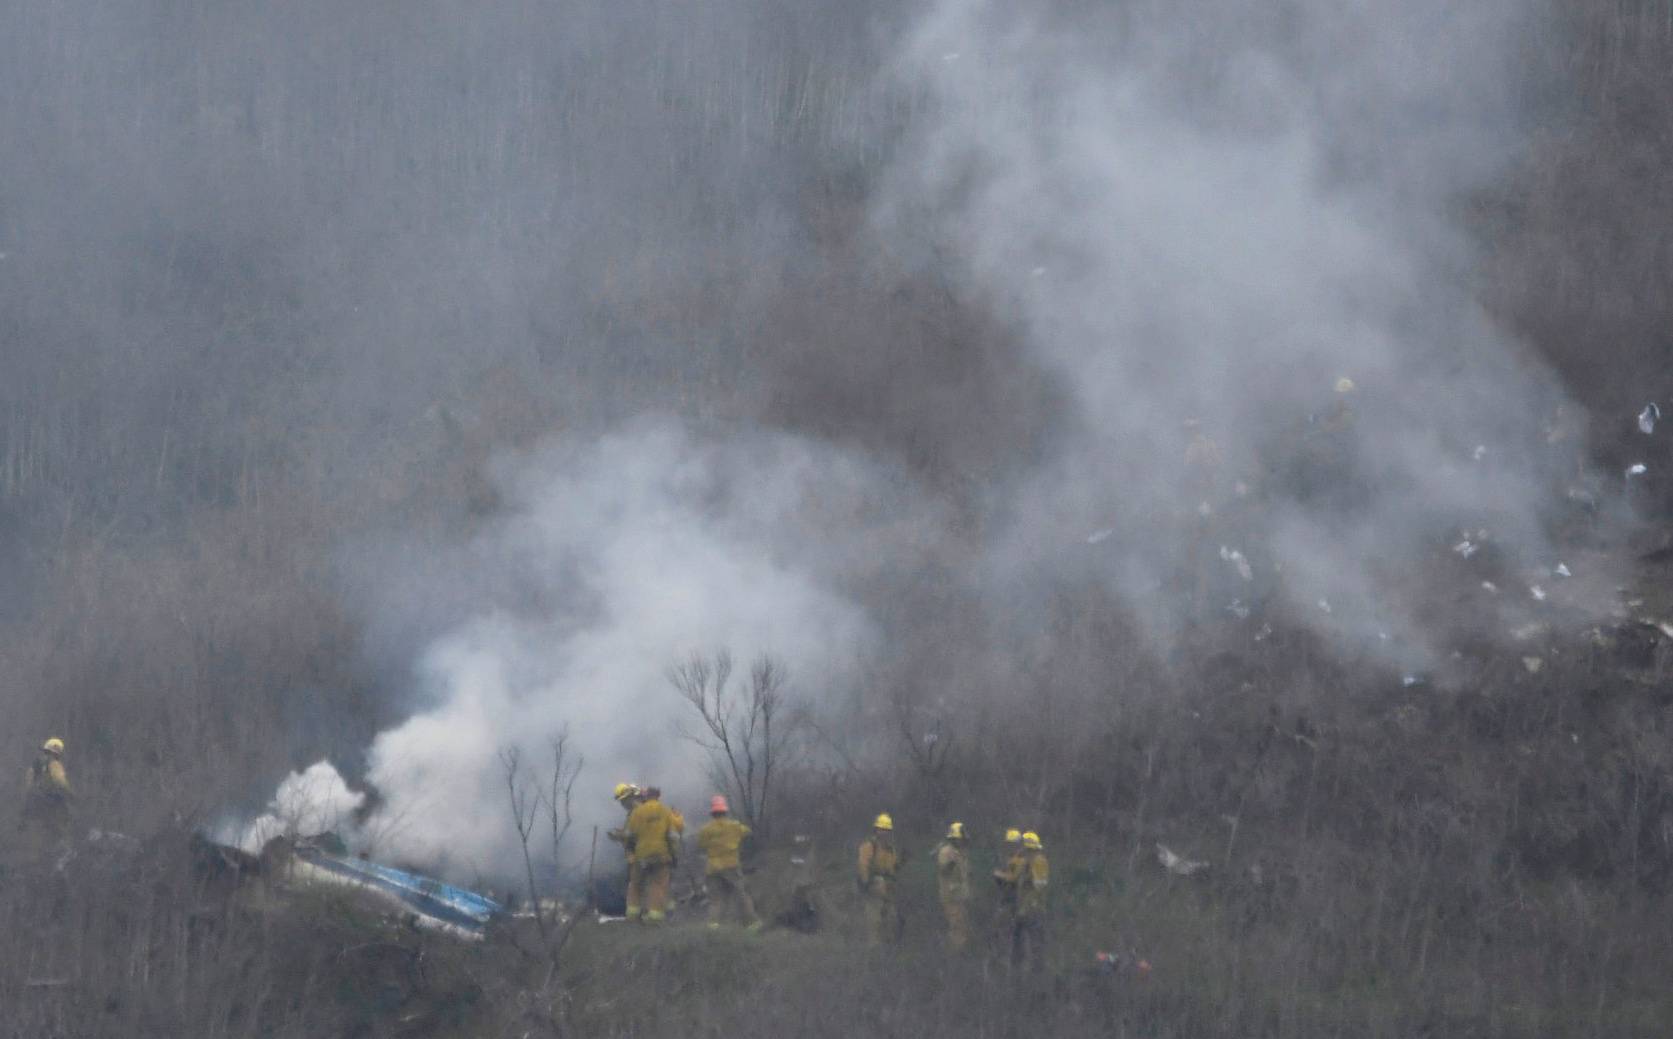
[340,423,877,875]
[224,760,366,853]
[880,0,1590,671]
[44,0,1602,878]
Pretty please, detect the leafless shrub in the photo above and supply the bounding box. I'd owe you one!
[669,650,800,834]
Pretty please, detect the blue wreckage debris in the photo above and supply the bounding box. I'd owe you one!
[284,840,504,940]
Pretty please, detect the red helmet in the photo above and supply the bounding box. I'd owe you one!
[710,794,729,814]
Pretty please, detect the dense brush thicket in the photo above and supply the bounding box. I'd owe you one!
[2,2,1672,1036]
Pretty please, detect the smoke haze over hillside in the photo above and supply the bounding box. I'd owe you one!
[0,0,1631,878]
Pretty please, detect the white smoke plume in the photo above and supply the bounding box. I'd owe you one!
[333,422,876,878]
[223,760,366,853]
[880,0,1592,672]
[219,0,1612,880]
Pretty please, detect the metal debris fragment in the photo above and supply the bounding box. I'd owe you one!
[1219,546,1253,581]
[1522,657,1544,674]
[1472,444,1488,461]
[1481,581,1498,593]
[1640,403,1660,435]
[1628,463,1648,478]
[1555,562,1572,578]
[1452,540,1477,559]
[1530,585,1547,602]
[1156,844,1209,877]
[1637,617,1673,640]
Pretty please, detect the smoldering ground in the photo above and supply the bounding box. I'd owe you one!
[0,0,1632,881]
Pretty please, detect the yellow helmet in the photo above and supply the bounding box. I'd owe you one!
[612,782,640,803]
[873,813,894,831]
[1004,828,1022,844]
[42,738,64,756]
[1335,377,1357,394]
[946,821,966,840]
[1022,831,1043,850]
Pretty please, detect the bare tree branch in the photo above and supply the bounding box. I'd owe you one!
[668,649,800,834]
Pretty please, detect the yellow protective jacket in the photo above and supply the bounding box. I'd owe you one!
[995,850,1049,915]
[609,800,638,863]
[934,840,970,903]
[22,756,72,829]
[857,836,901,888]
[25,757,70,798]
[1016,850,1049,917]
[625,798,678,865]
[696,816,750,873]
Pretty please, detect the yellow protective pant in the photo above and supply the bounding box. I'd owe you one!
[863,877,899,945]
[941,899,970,952]
[630,859,672,922]
[706,868,761,927]
[625,861,643,919]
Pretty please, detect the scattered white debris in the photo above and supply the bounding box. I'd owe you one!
[1638,617,1673,640]
[1510,623,1544,641]
[1402,674,1422,687]
[1628,463,1649,478]
[1472,444,1488,461]
[1482,581,1499,593]
[1226,600,1251,620]
[1555,562,1572,578]
[1377,631,1390,642]
[1317,599,1332,614]
[1254,623,1273,642]
[1522,657,1544,674]
[1452,539,1478,559]
[1156,844,1209,877]
[1219,546,1253,581]
[1640,403,1660,435]
[1086,528,1113,545]
[1530,585,1547,602]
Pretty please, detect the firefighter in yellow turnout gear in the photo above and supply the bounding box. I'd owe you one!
[696,795,761,930]
[990,828,1023,941]
[21,737,73,849]
[625,788,680,923]
[608,783,644,918]
[856,814,904,945]
[934,821,972,952]
[994,831,1050,971]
